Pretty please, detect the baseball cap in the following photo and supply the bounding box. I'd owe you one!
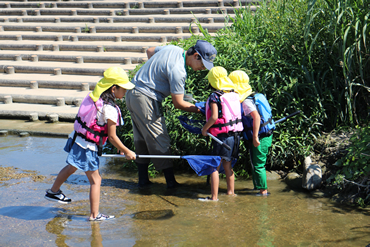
[228,70,252,102]
[90,67,135,102]
[194,40,217,70]
[207,66,234,91]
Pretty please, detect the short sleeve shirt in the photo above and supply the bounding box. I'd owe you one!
[242,98,257,118]
[208,91,223,105]
[132,45,186,102]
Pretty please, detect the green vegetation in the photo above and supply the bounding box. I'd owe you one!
[327,126,370,206]
[105,0,369,202]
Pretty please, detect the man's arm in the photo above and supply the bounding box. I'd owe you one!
[146,47,156,59]
[171,93,201,113]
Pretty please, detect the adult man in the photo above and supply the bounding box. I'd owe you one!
[125,40,217,188]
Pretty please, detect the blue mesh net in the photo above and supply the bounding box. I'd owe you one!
[182,155,221,176]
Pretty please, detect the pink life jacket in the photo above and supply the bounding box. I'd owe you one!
[206,91,243,136]
[74,94,122,155]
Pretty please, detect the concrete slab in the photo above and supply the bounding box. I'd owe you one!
[0,119,73,137]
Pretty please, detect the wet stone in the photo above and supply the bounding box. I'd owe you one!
[19,132,30,137]
[0,130,8,136]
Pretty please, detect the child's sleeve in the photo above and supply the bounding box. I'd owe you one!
[103,105,119,124]
[242,98,256,117]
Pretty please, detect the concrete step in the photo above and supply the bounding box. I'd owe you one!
[0,14,235,24]
[0,60,138,75]
[0,41,163,51]
[0,7,239,16]
[0,73,100,90]
[0,23,227,34]
[0,86,89,105]
[0,0,258,9]
[0,50,148,64]
[0,102,79,122]
[0,32,193,42]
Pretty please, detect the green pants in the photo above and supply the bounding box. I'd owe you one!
[249,135,272,190]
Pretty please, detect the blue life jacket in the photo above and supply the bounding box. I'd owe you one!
[241,93,275,140]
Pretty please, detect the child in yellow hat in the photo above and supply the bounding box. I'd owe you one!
[199,66,242,201]
[229,70,272,196]
[45,67,136,220]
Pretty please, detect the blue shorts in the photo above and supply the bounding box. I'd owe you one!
[211,133,240,162]
[64,140,100,172]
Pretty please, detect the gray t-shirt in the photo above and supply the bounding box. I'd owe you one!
[132,45,186,102]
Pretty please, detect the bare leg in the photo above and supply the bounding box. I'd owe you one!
[210,170,219,201]
[85,170,102,219]
[223,160,235,195]
[51,164,77,192]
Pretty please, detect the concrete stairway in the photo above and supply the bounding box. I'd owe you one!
[0,0,257,123]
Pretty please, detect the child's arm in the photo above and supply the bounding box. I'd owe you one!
[107,119,136,160]
[250,110,261,147]
[201,102,218,136]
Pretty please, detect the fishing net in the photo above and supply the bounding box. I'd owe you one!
[182,155,221,176]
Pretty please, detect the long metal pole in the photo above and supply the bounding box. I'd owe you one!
[102,154,182,159]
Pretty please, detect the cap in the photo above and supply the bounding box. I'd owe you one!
[207,66,234,91]
[194,40,217,70]
[228,70,252,102]
[90,67,135,102]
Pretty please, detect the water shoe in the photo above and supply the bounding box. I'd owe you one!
[45,189,72,204]
[198,197,218,202]
[89,213,115,221]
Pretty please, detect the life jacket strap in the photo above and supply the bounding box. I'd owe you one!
[244,117,272,131]
[210,118,242,130]
[76,116,108,138]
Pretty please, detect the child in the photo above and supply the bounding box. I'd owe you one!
[200,66,243,201]
[229,70,273,196]
[45,67,136,221]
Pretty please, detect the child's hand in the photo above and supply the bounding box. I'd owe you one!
[253,137,260,147]
[201,128,208,137]
[125,150,136,160]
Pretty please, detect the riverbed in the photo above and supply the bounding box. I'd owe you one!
[0,135,369,246]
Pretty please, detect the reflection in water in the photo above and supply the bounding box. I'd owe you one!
[90,222,103,247]
[46,215,104,247]
[46,215,72,247]
[256,199,274,247]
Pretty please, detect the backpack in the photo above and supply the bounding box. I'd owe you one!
[206,91,243,136]
[241,93,275,140]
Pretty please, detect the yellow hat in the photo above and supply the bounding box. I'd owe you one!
[228,70,252,102]
[207,66,234,91]
[90,67,135,102]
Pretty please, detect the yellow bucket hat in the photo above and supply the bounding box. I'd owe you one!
[207,66,234,91]
[90,67,135,102]
[228,70,252,102]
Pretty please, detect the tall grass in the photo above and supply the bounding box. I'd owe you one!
[304,0,370,126]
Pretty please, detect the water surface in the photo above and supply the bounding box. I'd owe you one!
[0,135,369,246]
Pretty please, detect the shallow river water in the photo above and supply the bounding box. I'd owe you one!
[0,135,369,247]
